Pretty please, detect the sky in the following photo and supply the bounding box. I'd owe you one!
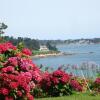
[0,0,100,40]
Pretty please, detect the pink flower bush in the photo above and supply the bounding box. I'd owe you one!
[31,70,42,83]
[53,70,65,77]
[95,77,100,85]
[0,71,35,99]
[0,41,36,100]
[70,79,82,92]
[37,70,88,97]
[22,48,32,56]
[0,42,16,54]
[0,88,9,96]
[0,37,99,99]
[91,77,100,93]
[39,70,71,96]
[7,57,18,66]
[1,66,14,73]
[52,70,70,85]
[5,96,14,100]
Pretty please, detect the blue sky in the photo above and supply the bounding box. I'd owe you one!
[0,0,100,40]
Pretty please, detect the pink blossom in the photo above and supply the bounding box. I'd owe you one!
[95,77,100,84]
[5,96,14,100]
[17,91,22,97]
[27,93,34,100]
[0,42,16,54]
[1,88,9,95]
[8,57,18,67]
[22,48,32,56]
[9,82,18,89]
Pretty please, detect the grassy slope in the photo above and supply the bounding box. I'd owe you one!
[35,93,100,100]
[32,50,59,55]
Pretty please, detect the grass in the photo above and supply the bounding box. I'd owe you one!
[35,93,100,100]
[32,50,59,55]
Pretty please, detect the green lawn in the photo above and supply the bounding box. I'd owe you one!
[35,93,100,100]
[32,50,59,55]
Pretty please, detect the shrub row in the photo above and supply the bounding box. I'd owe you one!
[0,41,100,100]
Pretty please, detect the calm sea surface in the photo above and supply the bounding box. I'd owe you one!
[33,44,100,69]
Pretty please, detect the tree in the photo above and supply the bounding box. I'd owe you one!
[4,36,40,50]
[46,41,58,51]
[0,23,8,35]
[0,23,8,42]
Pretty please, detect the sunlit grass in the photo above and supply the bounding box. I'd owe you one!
[35,93,100,100]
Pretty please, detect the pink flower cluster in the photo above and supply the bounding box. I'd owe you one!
[40,70,70,92]
[31,70,42,83]
[0,42,32,57]
[0,42,39,100]
[92,77,100,93]
[0,72,35,100]
[0,42,16,54]
[22,48,32,56]
[39,70,86,97]
[0,41,93,98]
[52,70,70,85]
[70,79,82,92]
[0,65,36,100]
[3,56,37,72]
[95,77,100,85]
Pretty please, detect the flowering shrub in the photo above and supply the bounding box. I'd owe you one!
[0,34,99,99]
[0,42,16,54]
[95,77,100,85]
[0,72,34,100]
[0,41,39,100]
[91,77,100,93]
[22,48,32,56]
[38,70,72,97]
[70,77,88,92]
[70,79,82,92]
[33,70,89,97]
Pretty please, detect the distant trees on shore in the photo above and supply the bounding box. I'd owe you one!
[4,36,40,50]
[4,35,100,51]
[1,22,100,51]
[4,36,58,51]
[46,41,58,51]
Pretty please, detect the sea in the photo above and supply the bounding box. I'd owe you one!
[33,44,100,78]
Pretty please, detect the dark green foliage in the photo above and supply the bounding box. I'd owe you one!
[0,23,8,43]
[0,23,8,34]
[4,36,40,50]
[46,41,58,51]
[17,42,24,51]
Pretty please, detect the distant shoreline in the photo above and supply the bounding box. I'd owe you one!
[31,52,63,58]
[31,51,94,59]
[31,51,79,59]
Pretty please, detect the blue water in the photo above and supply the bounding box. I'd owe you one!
[33,44,100,69]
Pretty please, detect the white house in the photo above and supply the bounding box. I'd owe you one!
[39,45,49,51]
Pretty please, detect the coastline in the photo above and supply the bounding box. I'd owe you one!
[31,52,63,58]
[31,51,94,59]
[31,51,78,59]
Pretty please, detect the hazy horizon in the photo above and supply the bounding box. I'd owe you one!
[4,35,100,40]
[0,0,100,39]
